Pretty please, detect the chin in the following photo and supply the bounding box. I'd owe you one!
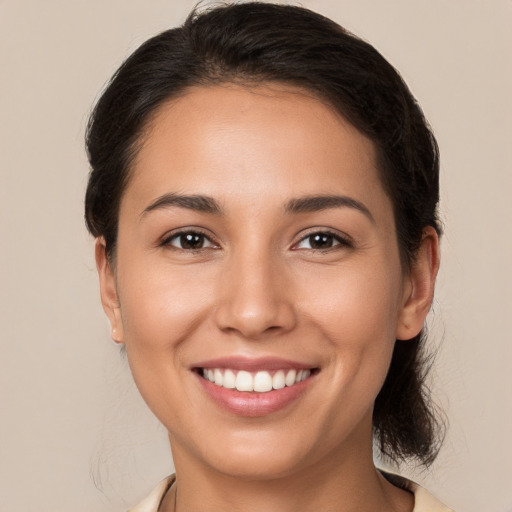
[210,450,310,481]
[184,424,325,482]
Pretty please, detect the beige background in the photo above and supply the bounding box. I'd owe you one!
[1,1,511,511]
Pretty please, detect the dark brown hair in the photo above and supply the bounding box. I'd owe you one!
[85,2,443,466]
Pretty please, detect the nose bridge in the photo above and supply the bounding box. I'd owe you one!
[214,241,296,339]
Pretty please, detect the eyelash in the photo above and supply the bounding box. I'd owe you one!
[292,230,353,251]
[161,229,218,251]
[161,229,353,253]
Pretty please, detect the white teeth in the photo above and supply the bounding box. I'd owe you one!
[203,367,313,392]
[223,369,236,389]
[285,369,296,387]
[272,370,285,390]
[214,368,223,386]
[296,369,311,382]
[235,370,253,391]
[254,371,273,392]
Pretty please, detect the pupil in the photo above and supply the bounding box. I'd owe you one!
[311,233,332,248]
[181,233,203,249]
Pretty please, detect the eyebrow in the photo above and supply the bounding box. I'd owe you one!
[141,193,223,218]
[284,195,374,223]
[140,192,374,223]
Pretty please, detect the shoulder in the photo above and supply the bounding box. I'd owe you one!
[411,484,455,512]
[128,475,175,512]
[381,471,455,512]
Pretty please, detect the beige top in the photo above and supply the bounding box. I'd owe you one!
[128,473,454,512]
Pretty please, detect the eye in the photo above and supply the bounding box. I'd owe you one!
[163,230,217,250]
[294,231,351,251]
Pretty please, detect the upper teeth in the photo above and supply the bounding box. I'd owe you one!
[202,368,312,392]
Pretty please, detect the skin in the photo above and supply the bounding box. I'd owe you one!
[96,83,439,512]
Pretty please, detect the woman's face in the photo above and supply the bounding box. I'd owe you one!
[98,83,428,479]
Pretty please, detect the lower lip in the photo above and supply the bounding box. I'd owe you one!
[196,373,314,417]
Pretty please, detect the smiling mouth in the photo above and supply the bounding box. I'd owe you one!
[196,368,318,393]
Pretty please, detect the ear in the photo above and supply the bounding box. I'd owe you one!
[396,226,440,341]
[95,238,124,344]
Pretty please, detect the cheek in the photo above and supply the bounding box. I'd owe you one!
[298,257,402,339]
[115,262,217,422]
[118,262,215,351]
[298,260,402,388]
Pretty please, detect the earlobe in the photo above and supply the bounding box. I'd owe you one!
[396,227,440,341]
[95,238,125,344]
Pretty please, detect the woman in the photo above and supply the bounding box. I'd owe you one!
[85,3,452,511]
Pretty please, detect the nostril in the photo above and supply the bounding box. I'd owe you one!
[214,300,297,340]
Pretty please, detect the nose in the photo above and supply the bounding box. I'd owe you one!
[214,249,297,340]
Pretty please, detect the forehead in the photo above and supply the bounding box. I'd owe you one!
[124,83,388,215]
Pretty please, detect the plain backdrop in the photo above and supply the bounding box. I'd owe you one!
[1,1,511,511]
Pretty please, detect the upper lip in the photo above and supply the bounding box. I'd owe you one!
[192,356,317,372]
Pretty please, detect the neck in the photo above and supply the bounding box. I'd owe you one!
[160,430,413,512]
